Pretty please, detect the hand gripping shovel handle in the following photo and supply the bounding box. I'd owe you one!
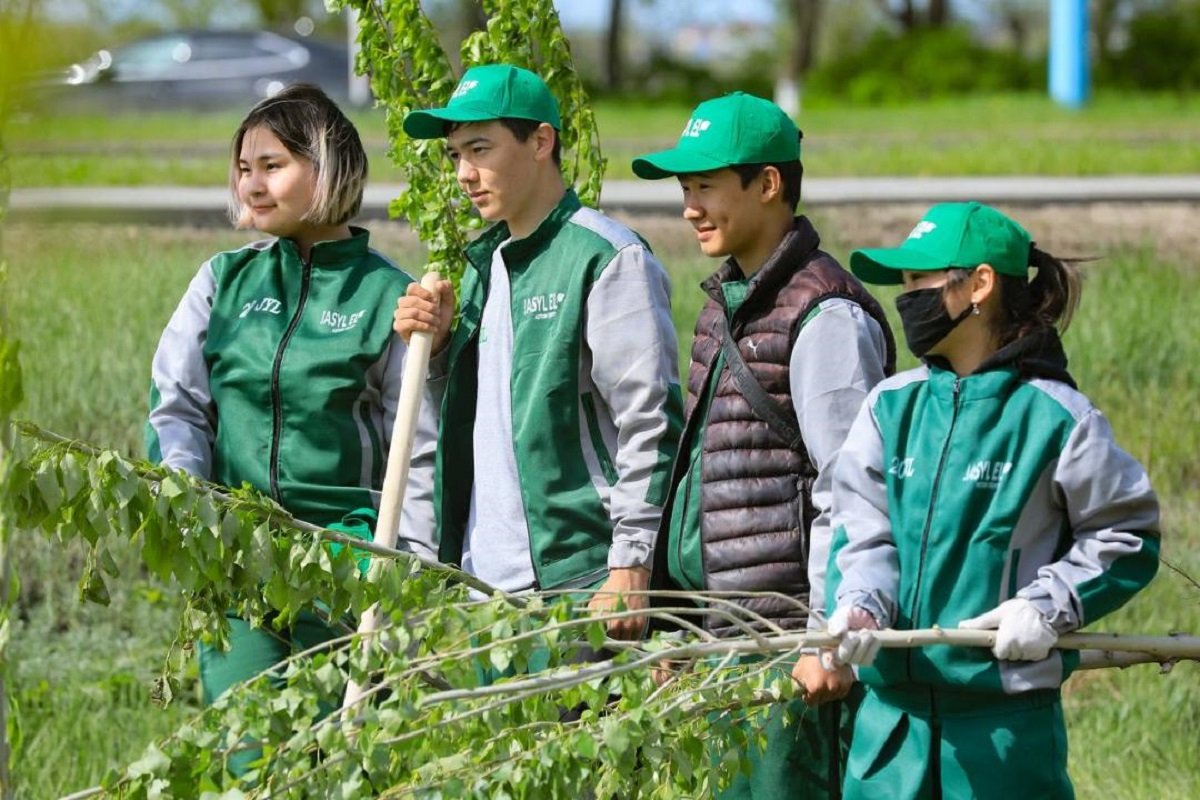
[342,271,440,720]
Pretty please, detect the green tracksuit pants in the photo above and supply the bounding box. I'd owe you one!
[198,610,346,776]
[196,510,374,777]
[844,685,1074,800]
[197,510,374,776]
[716,683,860,800]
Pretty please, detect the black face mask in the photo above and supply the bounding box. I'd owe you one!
[895,288,973,358]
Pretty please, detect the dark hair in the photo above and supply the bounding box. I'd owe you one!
[228,83,366,227]
[941,246,1083,346]
[499,118,563,166]
[993,247,1083,345]
[730,160,804,211]
[447,118,562,166]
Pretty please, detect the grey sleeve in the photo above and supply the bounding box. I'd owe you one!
[1018,408,1161,631]
[379,338,408,441]
[586,245,682,571]
[395,346,448,561]
[830,394,900,628]
[145,260,218,479]
[793,299,890,629]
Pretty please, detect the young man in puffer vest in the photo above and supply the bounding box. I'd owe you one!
[633,92,896,799]
[392,64,684,640]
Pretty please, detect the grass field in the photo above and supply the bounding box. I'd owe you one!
[3,210,1199,797]
[9,92,1200,187]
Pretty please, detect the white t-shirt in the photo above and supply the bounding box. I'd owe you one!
[460,242,538,592]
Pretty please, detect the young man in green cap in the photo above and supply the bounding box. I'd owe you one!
[394,64,683,639]
[633,92,895,798]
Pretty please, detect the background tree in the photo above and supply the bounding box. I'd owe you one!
[775,0,823,115]
[992,0,1046,54]
[604,0,624,92]
[1094,0,1130,65]
[874,0,951,30]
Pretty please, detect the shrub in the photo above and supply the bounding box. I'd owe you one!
[588,49,774,105]
[1102,4,1200,92]
[807,26,1040,104]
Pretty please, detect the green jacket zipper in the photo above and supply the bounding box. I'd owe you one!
[269,255,313,502]
[907,378,961,671]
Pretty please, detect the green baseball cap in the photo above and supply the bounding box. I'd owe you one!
[850,202,1032,286]
[403,64,562,139]
[631,92,801,179]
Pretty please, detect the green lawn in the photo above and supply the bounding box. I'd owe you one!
[9,91,1200,187]
[3,217,1198,797]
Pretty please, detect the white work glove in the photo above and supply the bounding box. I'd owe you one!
[958,598,1058,661]
[823,606,882,668]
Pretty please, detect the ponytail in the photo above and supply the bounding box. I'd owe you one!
[993,246,1084,346]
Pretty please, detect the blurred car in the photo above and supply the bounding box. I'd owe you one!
[45,29,361,111]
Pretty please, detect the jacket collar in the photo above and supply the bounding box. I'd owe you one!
[277,226,371,268]
[925,327,1077,398]
[924,361,1017,400]
[700,216,822,320]
[465,188,582,272]
[976,326,1076,388]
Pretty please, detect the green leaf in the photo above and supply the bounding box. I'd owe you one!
[312,660,342,695]
[127,743,171,778]
[249,522,274,576]
[196,493,220,529]
[586,620,607,652]
[602,717,632,760]
[575,731,598,760]
[78,555,111,606]
[98,546,120,577]
[159,471,187,498]
[0,337,24,417]
[33,460,61,510]
[140,516,169,576]
[60,453,86,502]
[489,644,514,674]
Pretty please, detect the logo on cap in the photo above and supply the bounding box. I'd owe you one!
[908,221,937,240]
[451,79,479,99]
[681,117,713,139]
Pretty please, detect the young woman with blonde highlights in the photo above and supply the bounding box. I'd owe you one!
[146,83,416,776]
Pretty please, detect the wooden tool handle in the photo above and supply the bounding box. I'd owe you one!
[343,270,441,719]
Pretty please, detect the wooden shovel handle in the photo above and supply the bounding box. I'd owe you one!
[342,270,440,719]
[372,270,441,552]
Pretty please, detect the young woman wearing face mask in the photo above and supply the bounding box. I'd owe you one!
[816,202,1161,799]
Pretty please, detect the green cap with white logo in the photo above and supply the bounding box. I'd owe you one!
[850,202,1032,285]
[631,92,801,179]
[403,64,562,139]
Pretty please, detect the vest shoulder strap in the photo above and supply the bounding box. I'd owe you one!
[716,314,804,452]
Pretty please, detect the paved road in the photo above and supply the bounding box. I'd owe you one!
[10,176,1200,224]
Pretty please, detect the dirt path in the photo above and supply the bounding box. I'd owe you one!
[624,202,1200,264]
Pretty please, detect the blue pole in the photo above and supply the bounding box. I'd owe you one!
[1049,0,1090,108]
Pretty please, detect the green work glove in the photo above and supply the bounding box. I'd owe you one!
[326,507,378,575]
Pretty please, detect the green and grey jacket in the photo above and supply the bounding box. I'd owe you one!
[405,190,684,590]
[827,330,1160,694]
[145,229,414,529]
